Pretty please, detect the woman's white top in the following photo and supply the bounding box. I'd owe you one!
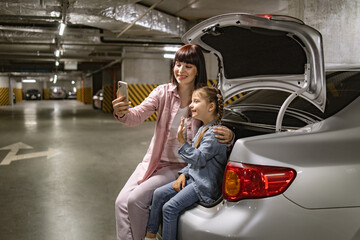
[160,106,188,164]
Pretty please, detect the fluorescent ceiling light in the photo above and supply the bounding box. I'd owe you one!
[54,74,58,84]
[59,23,66,36]
[55,60,59,66]
[163,46,180,52]
[55,49,60,57]
[22,79,36,83]
[164,53,175,59]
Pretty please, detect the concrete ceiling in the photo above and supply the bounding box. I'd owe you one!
[0,0,289,79]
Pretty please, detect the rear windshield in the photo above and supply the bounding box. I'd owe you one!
[27,89,39,93]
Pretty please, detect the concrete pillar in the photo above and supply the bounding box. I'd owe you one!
[42,80,48,100]
[0,75,10,106]
[15,82,23,102]
[76,80,82,101]
[10,79,20,104]
[82,76,92,104]
[102,69,115,113]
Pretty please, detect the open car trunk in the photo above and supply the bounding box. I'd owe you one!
[183,13,326,132]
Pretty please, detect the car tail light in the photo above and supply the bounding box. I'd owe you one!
[223,162,296,201]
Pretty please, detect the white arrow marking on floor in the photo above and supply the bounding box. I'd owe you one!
[0,142,60,165]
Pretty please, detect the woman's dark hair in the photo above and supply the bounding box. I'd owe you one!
[171,44,207,88]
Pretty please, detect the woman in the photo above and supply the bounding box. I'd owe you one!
[112,44,233,240]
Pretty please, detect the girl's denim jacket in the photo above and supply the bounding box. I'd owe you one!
[178,120,227,203]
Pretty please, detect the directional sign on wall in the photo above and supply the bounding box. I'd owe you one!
[0,142,60,166]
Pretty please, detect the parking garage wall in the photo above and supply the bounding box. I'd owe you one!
[122,58,171,85]
[288,0,360,67]
[23,82,43,94]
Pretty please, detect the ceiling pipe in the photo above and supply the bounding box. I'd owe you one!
[9,71,82,78]
[85,48,126,77]
[61,0,69,24]
[0,25,181,45]
[85,57,123,77]
[0,25,57,33]
[116,0,165,38]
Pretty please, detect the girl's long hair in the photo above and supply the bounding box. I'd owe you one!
[171,44,207,88]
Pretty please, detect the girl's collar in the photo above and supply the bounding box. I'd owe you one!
[202,119,217,128]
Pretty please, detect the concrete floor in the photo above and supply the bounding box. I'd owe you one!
[0,100,155,240]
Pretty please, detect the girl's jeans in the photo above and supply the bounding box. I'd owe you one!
[146,179,199,240]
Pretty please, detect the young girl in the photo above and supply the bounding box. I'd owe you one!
[144,86,227,240]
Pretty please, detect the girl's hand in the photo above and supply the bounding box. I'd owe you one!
[213,126,234,143]
[112,96,131,118]
[177,117,186,145]
[173,174,186,192]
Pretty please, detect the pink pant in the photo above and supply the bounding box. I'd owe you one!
[115,163,180,240]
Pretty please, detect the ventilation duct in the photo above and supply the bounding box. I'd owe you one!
[68,1,187,38]
[0,0,187,39]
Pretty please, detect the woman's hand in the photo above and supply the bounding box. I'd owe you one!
[176,117,186,145]
[173,174,186,192]
[213,126,234,143]
[112,96,131,118]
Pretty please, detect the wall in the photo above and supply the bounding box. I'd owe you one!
[288,0,360,67]
[204,52,219,81]
[122,57,171,84]
[22,82,43,93]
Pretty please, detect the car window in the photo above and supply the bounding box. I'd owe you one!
[27,89,39,93]
[322,71,360,116]
[289,71,360,118]
[224,71,360,127]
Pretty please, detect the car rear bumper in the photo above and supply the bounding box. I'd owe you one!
[177,195,360,240]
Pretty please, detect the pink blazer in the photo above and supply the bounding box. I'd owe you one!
[116,83,202,184]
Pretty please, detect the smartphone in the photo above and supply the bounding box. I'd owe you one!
[117,81,128,101]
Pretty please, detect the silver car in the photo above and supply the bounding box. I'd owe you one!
[176,13,360,240]
[49,86,67,99]
[92,89,103,109]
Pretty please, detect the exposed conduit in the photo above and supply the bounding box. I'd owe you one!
[117,0,165,38]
